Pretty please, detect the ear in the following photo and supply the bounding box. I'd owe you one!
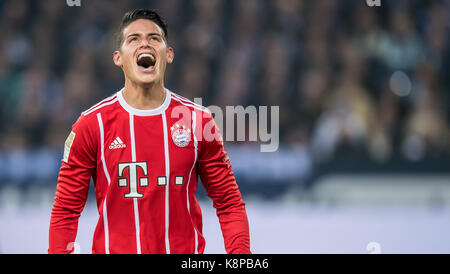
[166,47,174,64]
[113,50,122,67]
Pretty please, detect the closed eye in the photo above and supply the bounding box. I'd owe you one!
[126,34,140,43]
[149,35,161,42]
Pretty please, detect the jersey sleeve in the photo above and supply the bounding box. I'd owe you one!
[48,114,97,254]
[197,112,251,254]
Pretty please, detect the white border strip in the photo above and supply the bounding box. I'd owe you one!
[97,113,111,254]
[162,112,171,254]
[186,111,199,253]
[129,113,142,254]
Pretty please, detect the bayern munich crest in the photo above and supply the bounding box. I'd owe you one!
[171,124,191,147]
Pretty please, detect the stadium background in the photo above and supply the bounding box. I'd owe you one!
[0,0,449,253]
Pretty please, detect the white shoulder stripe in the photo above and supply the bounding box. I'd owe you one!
[171,96,210,114]
[171,93,192,103]
[83,94,117,113]
[82,98,118,116]
[171,93,206,110]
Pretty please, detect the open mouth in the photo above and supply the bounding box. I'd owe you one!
[137,53,156,70]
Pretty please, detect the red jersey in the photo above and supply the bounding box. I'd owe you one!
[48,88,251,254]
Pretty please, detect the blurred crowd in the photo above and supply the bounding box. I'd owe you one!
[0,0,449,165]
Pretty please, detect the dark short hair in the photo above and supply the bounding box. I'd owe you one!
[115,9,168,50]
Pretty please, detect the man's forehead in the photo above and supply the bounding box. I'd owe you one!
[123,19,164,36]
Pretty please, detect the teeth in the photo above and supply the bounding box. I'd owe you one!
[138,53,155,62]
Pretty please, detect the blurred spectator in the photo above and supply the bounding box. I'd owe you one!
[377,8,426,71]
[0,0,448,171]
[310,66,377,163]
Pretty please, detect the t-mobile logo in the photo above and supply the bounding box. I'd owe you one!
[118,162,149,198]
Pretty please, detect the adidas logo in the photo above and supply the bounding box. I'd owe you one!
[109,137,126,149]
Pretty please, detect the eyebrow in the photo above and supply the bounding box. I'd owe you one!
[126,32,163,39]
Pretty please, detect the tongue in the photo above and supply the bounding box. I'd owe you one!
[137,56,155,68]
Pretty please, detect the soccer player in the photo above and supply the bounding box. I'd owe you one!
[49,9,251,254]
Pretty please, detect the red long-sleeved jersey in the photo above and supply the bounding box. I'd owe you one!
[49,88,250,254]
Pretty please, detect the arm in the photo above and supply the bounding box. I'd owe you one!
[48,115,97,254]
[197,114,251,254]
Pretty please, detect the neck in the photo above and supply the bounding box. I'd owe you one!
[122,79,166,110]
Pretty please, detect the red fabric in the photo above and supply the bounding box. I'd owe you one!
[49,90,250,254]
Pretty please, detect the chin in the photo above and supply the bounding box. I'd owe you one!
[133,70,158,85]
[136,76,160,87]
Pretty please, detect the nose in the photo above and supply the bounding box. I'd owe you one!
[139,38,151,48]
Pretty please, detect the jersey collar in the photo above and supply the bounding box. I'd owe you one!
[117,87,171,116]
